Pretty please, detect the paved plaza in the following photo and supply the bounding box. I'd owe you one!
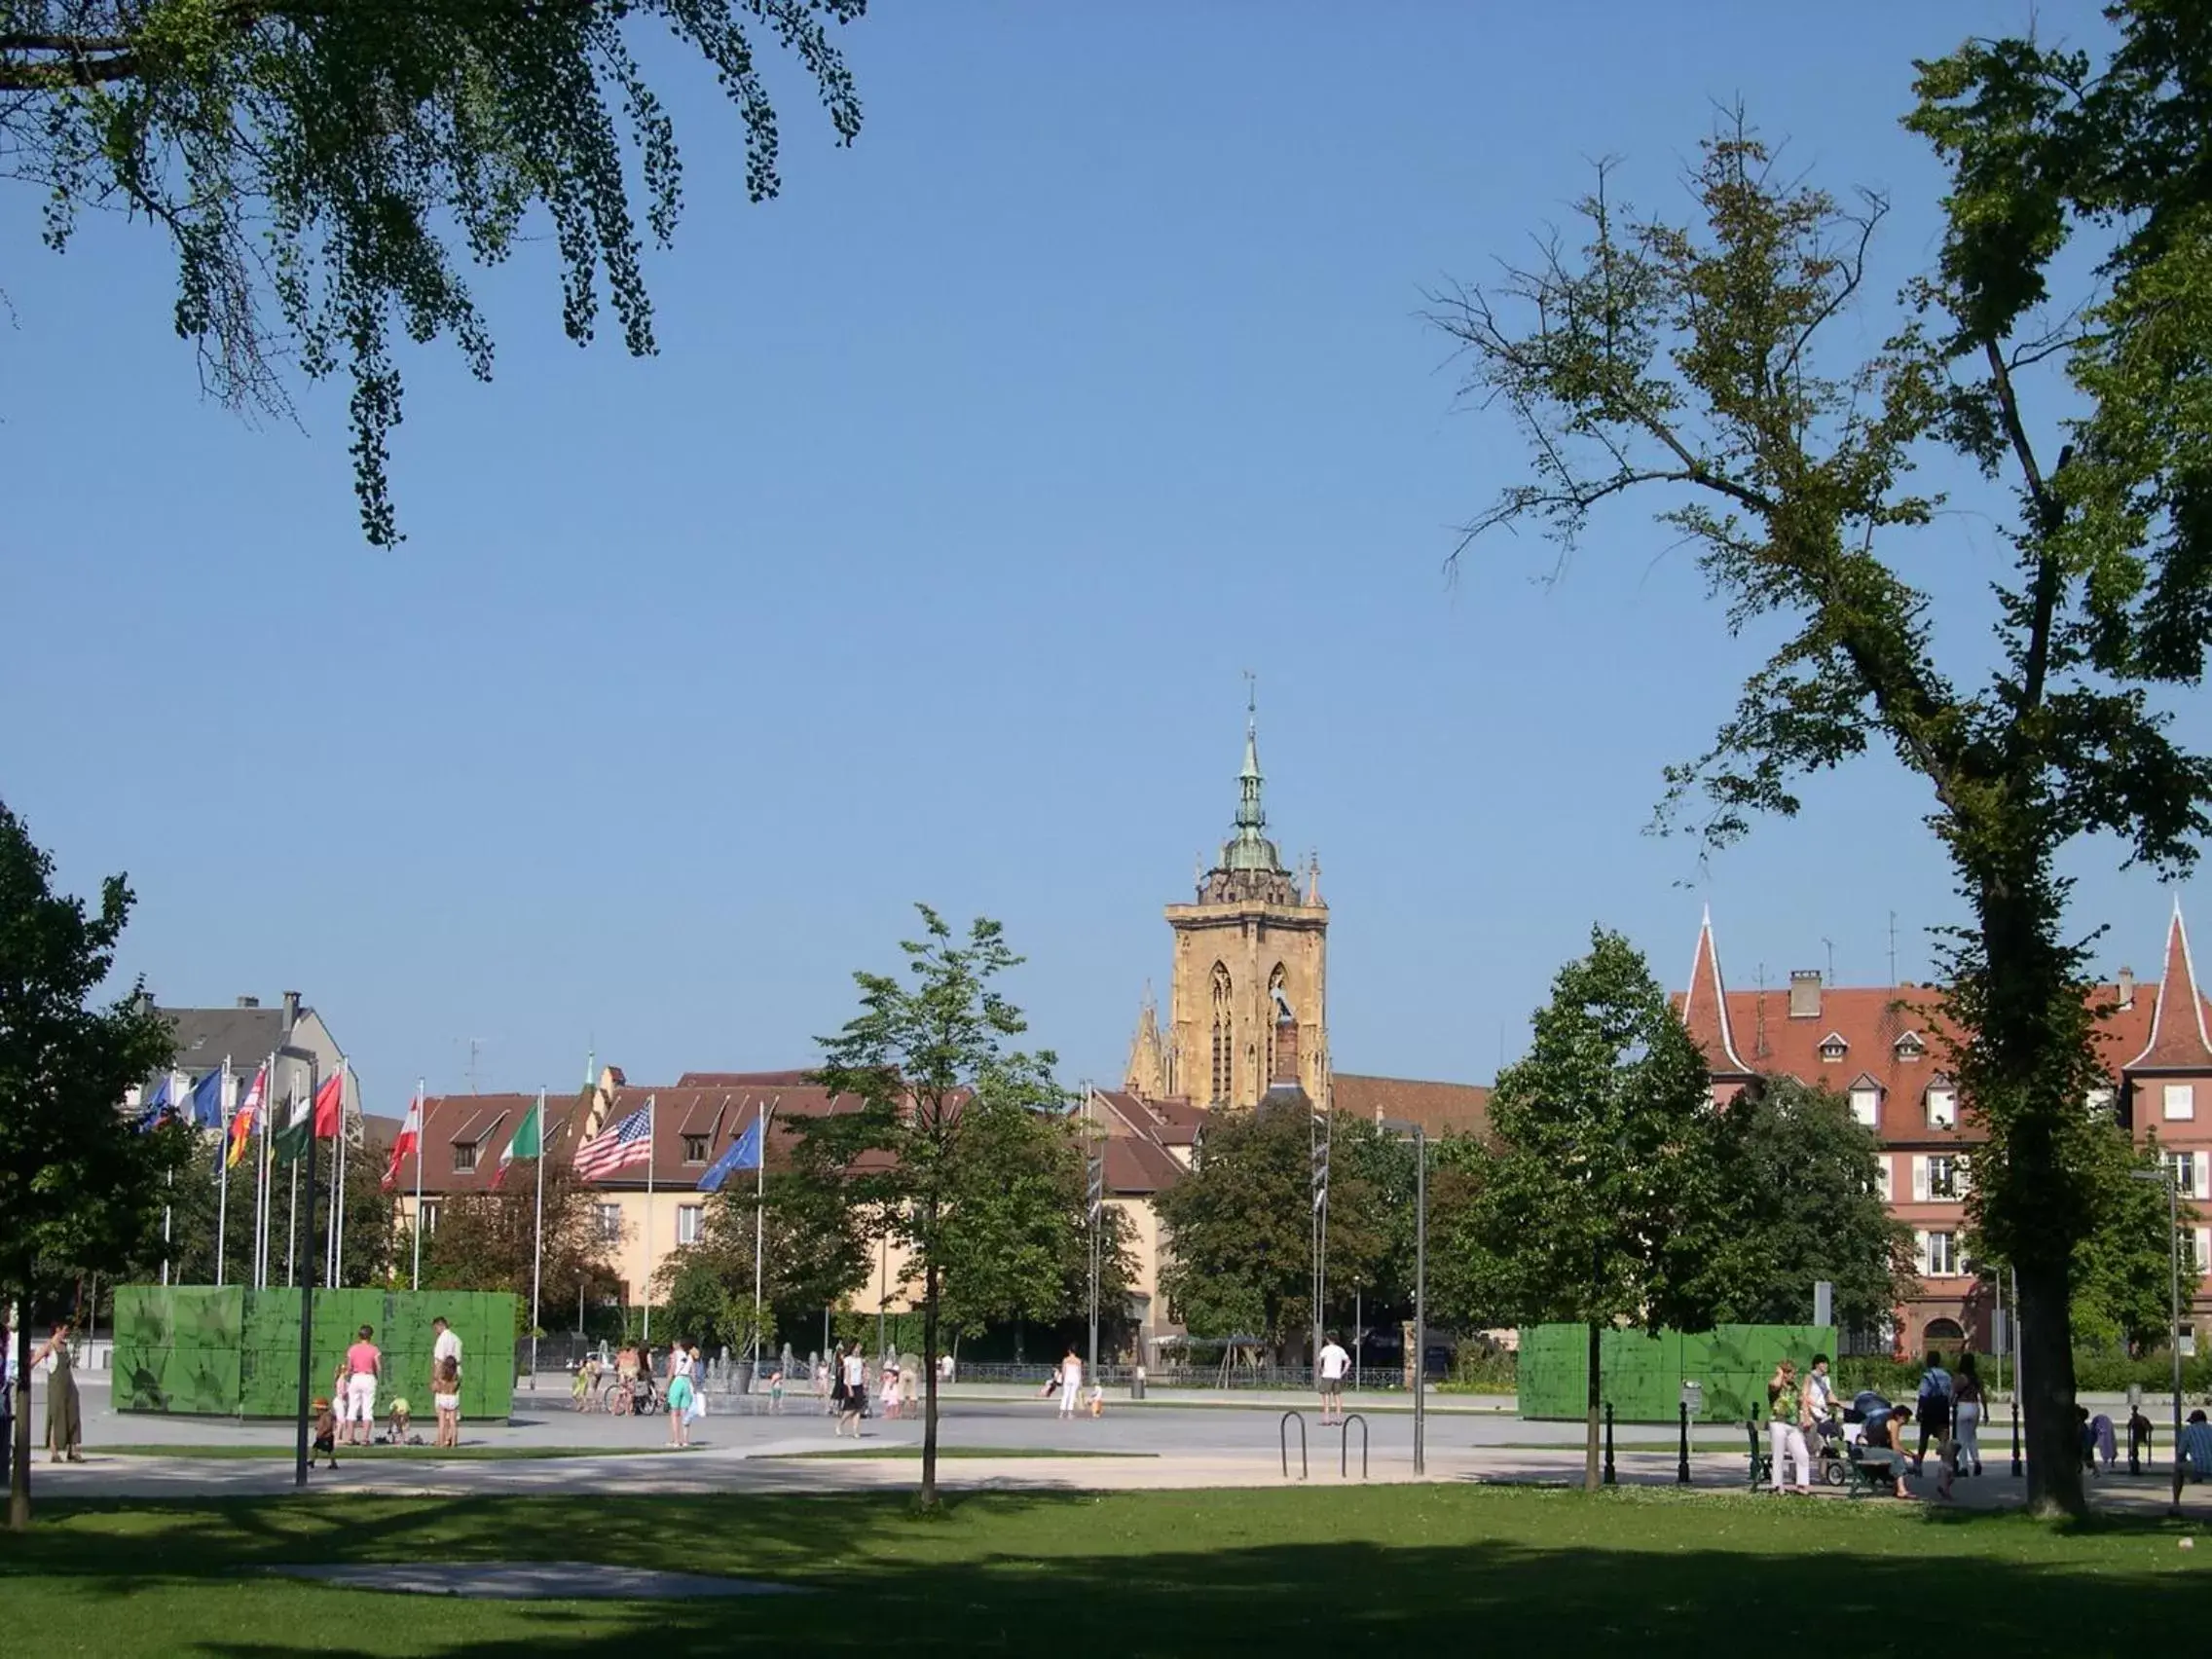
[12,1371,2204,1519]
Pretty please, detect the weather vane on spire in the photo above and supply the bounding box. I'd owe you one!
[1243,669,1257,720]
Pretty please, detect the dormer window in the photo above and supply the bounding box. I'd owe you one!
[1926,1084,1958,1129]
[451,1139,479,1173]
[1848,1081,1882,1129]
[1819,1033,1849,1063]
[1895,1031,1927,1062]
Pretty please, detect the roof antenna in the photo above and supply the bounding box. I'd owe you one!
[1822,938,1835,985]
[1888,911,1899,987]
[1754,964,1769,1058]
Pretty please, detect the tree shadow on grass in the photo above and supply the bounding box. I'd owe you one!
[6,1489,2211,1656]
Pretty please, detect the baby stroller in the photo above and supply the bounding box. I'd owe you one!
[1814,1389,1888,1487]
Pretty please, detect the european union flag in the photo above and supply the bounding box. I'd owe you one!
[188,1068,227,1129]
[132,1075,173,1133]
[697,1115,764,1193]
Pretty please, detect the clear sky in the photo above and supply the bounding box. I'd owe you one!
[3,0,2193,1111]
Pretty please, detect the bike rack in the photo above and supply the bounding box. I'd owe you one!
[1280,1410,1309,1480]
[1340,1413,1369,1480]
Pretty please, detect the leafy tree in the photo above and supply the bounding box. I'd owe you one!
[1469,929,1721,1491]
[420,1154,617,1331]
[804,905,1067,1508]
[0,800,175,1529]
[1158,1104,1394,1362]
[1429,6,2212,1507]
[652,1155,875,1358]
[1685,1077,1916,1332]
[0,0,869,545]
[148,1122,396,1290]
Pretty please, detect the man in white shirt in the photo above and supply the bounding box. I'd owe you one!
[1058,1347,1083,1419]
[1316,1331,1351,1425]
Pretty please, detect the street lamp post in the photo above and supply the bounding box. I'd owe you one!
[1413,1124,1426,1477]
[2130,1165,2185,1518]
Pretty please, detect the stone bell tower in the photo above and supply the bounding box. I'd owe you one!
[1132,693,1328,1107]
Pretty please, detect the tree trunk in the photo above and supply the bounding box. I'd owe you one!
[920,1257,940,1510]
[1584,1320,1602,1493]
[2016,1258,2084,1516]
[9,1309,30,1530]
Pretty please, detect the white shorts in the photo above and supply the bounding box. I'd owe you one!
[435,1392,460,1414]
[342,1374,377,1422]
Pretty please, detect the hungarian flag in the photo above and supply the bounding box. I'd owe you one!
[493,1096,543,1190]
[226,1064,268,1168]
[312,1067,346,1136]
[382,1095,422,1192]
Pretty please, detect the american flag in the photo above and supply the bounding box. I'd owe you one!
[573,1102,653,1180]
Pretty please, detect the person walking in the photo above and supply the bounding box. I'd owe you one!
[1912,1352,1953,1477]
[814,1355,830,1415]
[342,1325,381,1448]
[835,1342,866,1437]
[665,1362,696,1447]
[34,1323,82,1463]
[429,1316,463,1440]
[1316,1331,1351,1427]
[1766,1359,1812,1495]
[1057,1346,1084,1421]
[1951,1354,1985,1477]
[880,1353,903,1421]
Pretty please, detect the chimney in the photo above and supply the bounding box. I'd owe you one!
[1788,970,1823,1020]
[236,995,261,1009]
[1272,1012,1300,1088]
[2119,966,2136,1011]
[280,990,301,1029]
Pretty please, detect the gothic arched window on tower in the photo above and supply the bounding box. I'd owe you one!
[1210,963,1234,1104]
[1265,964,1288,1083]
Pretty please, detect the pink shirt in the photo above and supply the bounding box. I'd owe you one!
[346,1341,380,1376]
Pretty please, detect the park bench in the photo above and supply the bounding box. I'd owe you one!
[1743,1419,1771,1491]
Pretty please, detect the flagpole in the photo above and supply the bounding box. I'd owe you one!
[258,1052,276,1288]
[334,1059,350,1287]
[532,1088,546,1388]
[412,1076,426,1291]
[215,1056,233,1287]
[162,1068,180,1287]
[642,1094,656,1346]
[753,1099,776,1367]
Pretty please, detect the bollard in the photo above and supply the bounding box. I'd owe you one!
[1677,1402,1691,1486]
[1604,1402,1616,1487]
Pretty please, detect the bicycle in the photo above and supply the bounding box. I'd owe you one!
[603,1376,661,1417]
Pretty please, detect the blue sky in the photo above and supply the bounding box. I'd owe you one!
[3,0,2192,1109]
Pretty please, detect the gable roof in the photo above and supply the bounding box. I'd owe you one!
[1332,1074,1491,1138]
[2124,901,2212,1071]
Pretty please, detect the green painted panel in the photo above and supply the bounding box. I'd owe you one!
[1518,1323,1836,1422]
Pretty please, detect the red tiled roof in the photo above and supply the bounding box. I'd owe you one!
[676,1070,820,1088]
[1332,1074,1491,1137]
[2123,904,2212,1071]
[585,1084,869,1188]
[1104,1134,1185,1196]
[1670,914,2195,1140]
[406,1092,592,1196]
[1093,1088,1206,1146]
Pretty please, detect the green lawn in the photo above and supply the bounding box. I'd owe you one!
[1,1487,2206,1656]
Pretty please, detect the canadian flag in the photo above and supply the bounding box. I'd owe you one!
[382,1094,422,1192]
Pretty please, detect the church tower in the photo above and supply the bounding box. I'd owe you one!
[1141,697,1328,1107]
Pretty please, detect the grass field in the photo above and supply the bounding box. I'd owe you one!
[4,1486,2208,1655]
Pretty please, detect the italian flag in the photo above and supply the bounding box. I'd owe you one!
[493,1098,542,1190]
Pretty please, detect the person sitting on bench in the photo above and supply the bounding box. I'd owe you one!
[1854,1401,1916,1498]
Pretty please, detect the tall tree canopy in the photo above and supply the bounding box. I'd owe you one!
[805,905,1070,1508]
[1431,4,2212,1513]
[0,799,174,1529]
[1,0,868,544]
[1469,928,1720,1492]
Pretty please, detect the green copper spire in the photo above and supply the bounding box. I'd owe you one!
[1222,684,1285,874]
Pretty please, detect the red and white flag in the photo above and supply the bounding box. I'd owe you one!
[226,1063,268,1169]
[381,1094,422,1192]
[313,1068,346,1137]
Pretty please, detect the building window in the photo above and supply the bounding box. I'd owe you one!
[2166,1150,2210,1201]
[595,1203,623,1242]
[452,1141,478,1174]
[2191,1229,2211,1275]
[1820,1035,1848,1063]
[1925,1087,1957,1129]
[1917,1230,1958,1276]
[419,1199,441,1235]
[2087,1087,2117,1117]
[1873,1156,1893,1203]
[1850,1086,1880,1129]
[2165,1083,2195,1121]
[2183,1323,2199,1359]
[678,1203,704,1245]
[1927,1155,1960,1201]
[1209,963,1233,1105]
[682,1134,710,1165]
[1895,1032,1926,1062]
